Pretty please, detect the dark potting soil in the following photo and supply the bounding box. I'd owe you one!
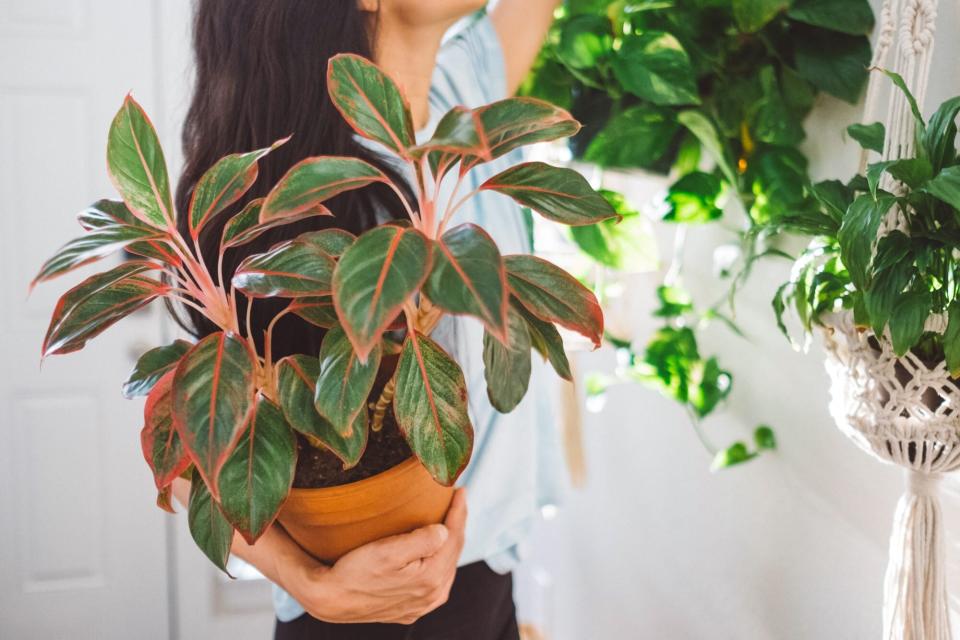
[292,405,412,488]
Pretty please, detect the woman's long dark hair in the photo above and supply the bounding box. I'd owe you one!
[173,0,412,359]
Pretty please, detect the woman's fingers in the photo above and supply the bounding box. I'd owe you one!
[377,523,449,568]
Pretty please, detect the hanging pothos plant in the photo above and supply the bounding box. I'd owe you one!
[521,0,874,468]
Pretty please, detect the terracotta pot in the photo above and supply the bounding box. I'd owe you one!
[277,457,454,563]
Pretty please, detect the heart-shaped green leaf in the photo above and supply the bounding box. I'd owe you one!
[584,105,678,170]
[172,332,256,499]
[315,325,382,436]
[222,199,333,250]
[233,238,337,298]
[333,225,432,361]
[189,138,287,238]
[423,223,508,343]
[393,332,473,486]
[123,339,192,398]
[788,0,874,36]
[107,95,174,229]
[32,222,164,288]
[261,157,388,222]
[512,298,572,381]
[481,162,620,226]
[482,307,532,413]
[612,32,699,106]
[140,370,191,490]
[298,229,357,258]
[733,0,788,32]
[505,254,603,348]
[218,395,297,544]
[793,29,870,104]
[288,297,340,329]
[277,355,367,467]
[42,261,167,357]
[327,53,416,157]
[188,469,234,574]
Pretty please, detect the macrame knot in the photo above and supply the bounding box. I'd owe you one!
[900,0,937,55]
[907,470,942,497]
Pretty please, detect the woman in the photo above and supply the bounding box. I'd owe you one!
[170,1,563,637]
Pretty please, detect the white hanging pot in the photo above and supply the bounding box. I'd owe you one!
[821,311,958,640]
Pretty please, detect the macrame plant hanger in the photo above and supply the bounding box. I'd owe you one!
[826,1,954,639]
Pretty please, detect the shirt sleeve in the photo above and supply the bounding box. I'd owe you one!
[430,11,508,112]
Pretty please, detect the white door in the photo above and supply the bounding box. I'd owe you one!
[0,1,170,638]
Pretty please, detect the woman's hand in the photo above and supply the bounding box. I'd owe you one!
[278,488,468,624]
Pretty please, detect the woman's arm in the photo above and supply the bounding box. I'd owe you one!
[171,479,468,624]
[490,0,562,95]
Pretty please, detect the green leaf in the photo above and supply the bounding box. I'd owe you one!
[923,97,960,172]
[787,0,874,35]
[655,285,694,318]
[612,31,699,106]
[921,166,960,210]
[793,29,871,103]
[711,442,757,470]
[218,396,297,544]
[140,370,191,490]
[886,158,934,189]
[481,162,620,226]
[751,67,805,146]
[888,291,930,356]
[106,95,174,229]
[410,106,487,160]
[172,332,257,499]
[812,180,854,223]
[32,221,163,288]
[838,194,896,288]
[314,325,382,436]
[944,301,960,376]
[512,298,572,381]
[677,110,737,185]
[664,172,724,223]
[233,237,337,298]
[864,241,912,335]
[333,225,432,361]
[260,157,388,222]
[287,297,339,329]
[847,122,885,153]
[880,69,925,128]
[123,339,192,398]
[482,308,532,413]
[189,139,285,238]
[221,199,333,250]
[277,355,367,467]
[188,469,234,574]
[42,261,166,357]
[558,14,613,69]
[733,0,788,32]
[569,190,658,271]
[505,254,603,348]
[754,425,777,450]
[327,53,416,157]
[393,332,473,486]
[583,105,679,169]
[423,223,508,343]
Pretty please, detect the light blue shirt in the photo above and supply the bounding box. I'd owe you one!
[273,12,567,622]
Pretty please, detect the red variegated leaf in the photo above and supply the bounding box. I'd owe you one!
[410,106,490,160]
[298,228,356,258]
[140,370,191,490]
[172,332,257,499]
[157,485,176,513]
[315,325,382,436]
[189,138,288,238]
[221,199,333,250]
[277,355,367,468]
[505,254,603,348]
[260,157,388,222]
[218,395,297,544]
[123,339,192,398]
[393,332,473,486]
[42,261,167,357]
[188,469,234,574]
[482,307,532,413]
[423,223,508,343]
[233,238,336,298]
[512,298,572,381]
[288,297,339,329]
[327,53,416,157]
[106,95,174,229]
[481,162,620,226]
[77,199,151,230]
[333,225,431,361]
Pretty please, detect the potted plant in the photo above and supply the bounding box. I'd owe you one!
[772,72,960,637]
[34,53,618,571]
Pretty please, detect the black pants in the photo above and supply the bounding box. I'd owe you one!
[274,562,519,640]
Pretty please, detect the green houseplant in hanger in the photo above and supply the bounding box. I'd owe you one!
[521,0,874,468]
[34,53,617,571]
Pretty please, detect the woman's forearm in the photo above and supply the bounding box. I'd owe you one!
[491,0,562,95]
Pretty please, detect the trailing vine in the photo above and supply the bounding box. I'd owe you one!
[522,0,874,468]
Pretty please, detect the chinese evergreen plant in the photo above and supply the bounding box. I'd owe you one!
[521,0,874,467]
[773,73,960,368]
[34,54,617,572]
